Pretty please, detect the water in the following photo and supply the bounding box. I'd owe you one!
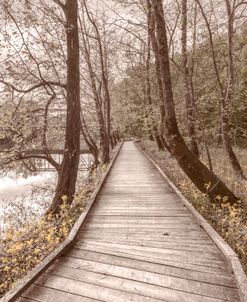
[0,154,93,236]
[0,172,56,235]
[0,172,56,204]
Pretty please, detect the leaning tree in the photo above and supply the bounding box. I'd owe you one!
[149,0,239,205]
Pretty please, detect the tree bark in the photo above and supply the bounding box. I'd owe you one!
[150,0,239,205]
[147,0,169,148]
[181,0,200,158]
[50,0,81,212]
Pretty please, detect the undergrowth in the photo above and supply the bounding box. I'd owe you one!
[0,164,107,297]
[139,140,247,273]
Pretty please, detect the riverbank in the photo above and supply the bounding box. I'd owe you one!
[0,154,93,237]
[0,145,120,297]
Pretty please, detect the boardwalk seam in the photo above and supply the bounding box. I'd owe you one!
[136,142,247,302]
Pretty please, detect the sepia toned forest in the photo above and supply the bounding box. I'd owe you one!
[0,0,247,298]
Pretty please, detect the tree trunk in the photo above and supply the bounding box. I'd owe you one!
[80,113,99,167]
[83,0,111,164]
[50,0,81,212]
[196,0,245,179]
[222,1,246,180]
[147,0,169,148]
[155,133,164,151]
[181,0,200,158]
[150,0,239,205]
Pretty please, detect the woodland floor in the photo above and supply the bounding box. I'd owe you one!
[139,140,247,273]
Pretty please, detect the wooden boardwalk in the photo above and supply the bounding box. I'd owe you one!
[18,141,243,302]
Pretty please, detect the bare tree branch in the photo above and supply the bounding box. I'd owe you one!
[0,80,66,94]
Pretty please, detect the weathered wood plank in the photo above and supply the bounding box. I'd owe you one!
[86,216,193,222]
[86,238,218,252]
[79,228,209,238]
[44,265,237,302]
[77,231,216,244]
[62,251,236,286]
[70,248,228,274]
[74,243,221,263]
[33,274,165,302]
[54,257,238,300]
[73,243,226,269]
[22,285,100,302]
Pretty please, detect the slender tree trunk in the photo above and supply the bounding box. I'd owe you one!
[155,133,164,151]
[222,0,246,179]
[50,0,81,212]
[84,0,111,164]
[80,113,99,167]
[150,0,239,205]
[196,0,245,179]
[181,0,199,158]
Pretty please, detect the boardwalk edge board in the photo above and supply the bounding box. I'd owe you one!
[0,142,123,302]
[136,142,247,302]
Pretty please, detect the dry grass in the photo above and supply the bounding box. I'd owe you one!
[139,140,247,273]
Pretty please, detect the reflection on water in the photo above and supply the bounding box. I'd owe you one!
[0,172,56,204]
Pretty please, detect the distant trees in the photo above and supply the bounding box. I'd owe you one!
[0,1,65,171]
[112,0,247,175]
[0,0,119,212]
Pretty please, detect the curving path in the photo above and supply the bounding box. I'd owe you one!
[18,141,243,302]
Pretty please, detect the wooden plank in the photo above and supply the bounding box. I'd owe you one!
[83,224,200,231]
[22,285,100,302]
[74,241,220,262]
[33,274,165,302]
[77,228,211,238]
[44,265,237,302]
[74,243,226,268]
[86,216,193,222]
[70,248,227,274]
[87,212,190,217]
[76,238,220,254]
[79,228,208,238]
[55,256,238,300]
[63,250,235,286]
[77,231,215,244]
